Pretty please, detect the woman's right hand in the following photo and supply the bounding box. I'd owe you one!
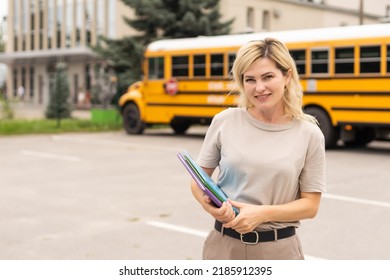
[190,167,235,223]
[200,194,236,223]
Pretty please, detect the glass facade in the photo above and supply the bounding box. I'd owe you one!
[86,0,94,46]
[5,0,119,104]
[97,0,105,36]
[65,0,73,48]
[10,0,117,52]
[76,0,83,46]
[13,0,19,51]
[47,0,54,49]
[39,0,44,50]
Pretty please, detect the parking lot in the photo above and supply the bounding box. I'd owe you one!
[1,126,390,260]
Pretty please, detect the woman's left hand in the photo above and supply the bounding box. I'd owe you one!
[223,199,269,234]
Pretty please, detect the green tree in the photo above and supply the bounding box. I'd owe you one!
[45,62,71,127]
[93,0,233,99]
[0,20,5,53]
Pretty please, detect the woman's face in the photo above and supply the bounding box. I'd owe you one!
[243,57,290,113]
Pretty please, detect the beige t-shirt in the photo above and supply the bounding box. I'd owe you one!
[197,107,326,230]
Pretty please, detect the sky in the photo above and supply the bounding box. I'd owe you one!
[0,1,8,23]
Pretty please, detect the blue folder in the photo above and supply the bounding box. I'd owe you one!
[177,151,239,215]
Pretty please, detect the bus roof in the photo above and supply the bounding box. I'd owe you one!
[147,23,390,52]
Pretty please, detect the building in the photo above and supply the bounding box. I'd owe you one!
[223,0,390,34]
[0,0,134,105]
[0,0,389,106]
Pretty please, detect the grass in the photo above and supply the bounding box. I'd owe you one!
[0,118,122,135]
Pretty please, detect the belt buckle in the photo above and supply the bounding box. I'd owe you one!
[240,231,259,244]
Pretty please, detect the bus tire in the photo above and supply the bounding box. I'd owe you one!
[170,119,191,134]
[344,127,375,147]
[122,103,145,134]
[304,107,339,149]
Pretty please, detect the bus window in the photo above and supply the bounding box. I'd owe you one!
[290,50,306,75]
[194,54,206,77]
[387,45,390,73]
[228,53,236,75]
[335,47,354,74]
[211,54,224,76]
[148,57,164,80]
[360,46,381,73]
[172,56,189,77]
[311,49,329,74]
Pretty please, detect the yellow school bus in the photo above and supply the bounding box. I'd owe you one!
[119,23,390,148]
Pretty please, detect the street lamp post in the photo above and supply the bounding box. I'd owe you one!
[359,0,364,25]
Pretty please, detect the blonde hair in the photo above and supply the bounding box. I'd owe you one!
[231,38,317,124]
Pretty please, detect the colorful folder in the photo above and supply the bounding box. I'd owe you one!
[177,151,239,215]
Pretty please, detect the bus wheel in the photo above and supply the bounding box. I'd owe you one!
[304,107,339,149]
[344,127,375,147]
[122,103,145,134]
[170,119,191,134]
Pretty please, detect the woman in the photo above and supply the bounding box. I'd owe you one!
[191,38,326,260]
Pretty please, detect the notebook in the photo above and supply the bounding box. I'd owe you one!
[177,151,239,215]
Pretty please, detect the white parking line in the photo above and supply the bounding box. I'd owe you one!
[145,220,207,238]
[21,150,81,162]
[323,193,390,208]
[145,220,324,260]
[51,135,180,152]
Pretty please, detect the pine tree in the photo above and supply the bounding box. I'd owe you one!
[93,0,233,97]
[123,0,233,41]
[45,62,71,127]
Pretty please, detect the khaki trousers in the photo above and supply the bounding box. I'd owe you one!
[203,229,305,260]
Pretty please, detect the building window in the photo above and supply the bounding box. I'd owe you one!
[30,1,35,50]
[148,57,164,79]
[290,50,306,75]
[21,67,26,95]
[38,75,43,104]
[22,0,28,35]
[172,56,189,77]
[13,68,18,97]
[13,0,19,51]
[65,0,73,48]
[246,7,254,31]
[335,47,354,74]
[210,54,224,76]
[47,1,54,49]
[14,36,18,52]
[262,10,270,30]
[30,67,34,97]
[86,0,94,46]
[311,49,329,74]
[57,2,63,48]
[85,64,91,92]
[73,74,79,104]
[193,55,206,77]
[97,0,106,38]
[360,46,381,73]
[76,0,83,46]
[39,0,44,50]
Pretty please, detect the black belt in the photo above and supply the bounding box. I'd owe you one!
[214,220,295,244]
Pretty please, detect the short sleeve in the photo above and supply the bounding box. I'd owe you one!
[299,126,326,193]
[197,113,223,168]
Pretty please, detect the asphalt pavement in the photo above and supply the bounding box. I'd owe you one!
[1,103,390,260]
